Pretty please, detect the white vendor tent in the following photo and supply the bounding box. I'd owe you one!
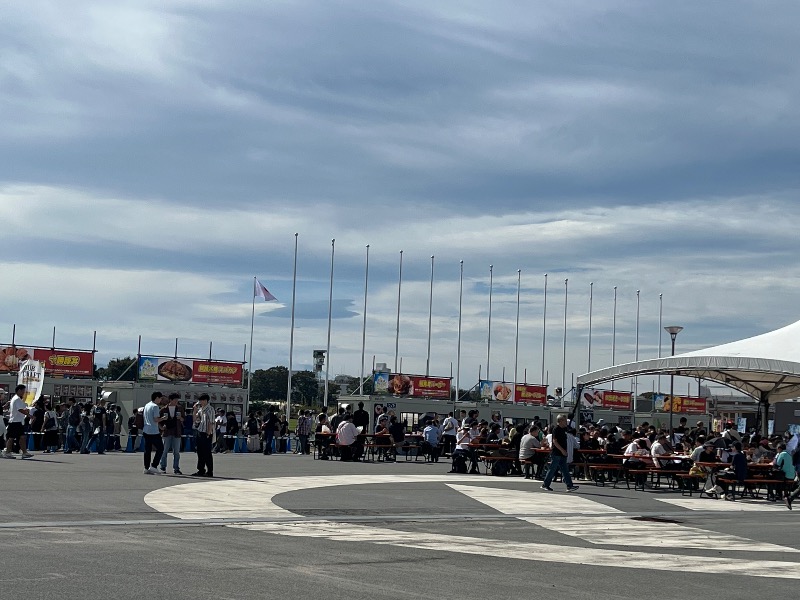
[576,319,800,434]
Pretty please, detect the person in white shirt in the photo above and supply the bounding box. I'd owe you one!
[142,392,166,474]
[440,412,459,457]
[519,425,542,479]
[335,414,360,462]
[2,385,32,459]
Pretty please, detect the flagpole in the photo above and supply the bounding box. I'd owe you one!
[285,233,298,424]
[611,285,617,391]
[541,273,548,385]
[561,278,568,408]
[394,250,403,373]
[247,276,256,415]
[587,281,594,372]
[359,244,370,395]
[324,238,335,409]
[426,255,435,376]
[487,264,493,379]
[634,289,640,407]
[658,292,663,394]
[456,260,464,403]
[513,269,521,396]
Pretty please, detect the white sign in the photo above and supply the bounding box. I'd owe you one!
[17,359,45,405]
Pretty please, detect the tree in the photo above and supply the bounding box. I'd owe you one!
[250,367,319,406]
[97,356,138,381]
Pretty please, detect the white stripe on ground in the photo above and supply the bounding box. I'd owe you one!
[449,484,798,553]
[657,497,787,512]
[232,521,800,579]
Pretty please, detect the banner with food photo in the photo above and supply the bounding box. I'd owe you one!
[654,394,708,414]
[17,359,45,405]
[0,346,32,373]
[375,373,451,399]
[479,380,513,402]
[138,356,194,382]
[582,388,632,410]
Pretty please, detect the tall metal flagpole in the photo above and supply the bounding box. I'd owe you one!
[611,285,617,391]
[658,292,663,394]
[324,238,335,409]
[247,276,256,414]
[285,233,298,423]
[359,244,370,395]
[634,289,640,408]
[426,255,434,376]
[541,273,548,385]
[394,250,403,373]
[486,264,493,379]
[456,260,464,403]
[561,278,568,407]
[514,269,521,393]
[587,282,594,372]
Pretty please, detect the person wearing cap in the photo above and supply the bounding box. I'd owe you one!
[192,393,214,477]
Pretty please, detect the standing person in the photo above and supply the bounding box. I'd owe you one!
[277,414,289,453]
[192,393,214,477]
[142,392,166,475]
[2,385,32,459]
[41,401,59,453]
[541,414,579,492]
[112,405,123,451]
[440,412,458,457]
[225,412,238,453]
[79,403,93,454]
[352,401,370,435]
[296,410,312,454]
[92,398,108,455]
[245,412,260,453]
[214,409,227,453]
[261,408,278,455]
[159,393,183,474]
[0,390,6,449]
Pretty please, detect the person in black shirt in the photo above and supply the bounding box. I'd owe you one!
[352,401,370,433]
[92,399,108,454]
[542,415,579,492]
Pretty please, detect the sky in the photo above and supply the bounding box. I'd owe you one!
[2,1,799,397]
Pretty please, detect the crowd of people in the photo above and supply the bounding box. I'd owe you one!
[3,384,799,508]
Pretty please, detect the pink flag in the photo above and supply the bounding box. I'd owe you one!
[254,278,277,301]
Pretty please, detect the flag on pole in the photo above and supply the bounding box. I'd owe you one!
[255,278,277,301]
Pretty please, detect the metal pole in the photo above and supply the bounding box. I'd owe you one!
[587,282,593,372]
[658,293,663,394]
[670,334,676,434]
[514,269,521,395]
[52,326,56,349]
[634,289,640,408]
[487,265,493,379]
[285,233,298,423]
[426,255,434,376]
[541,273,548,384]
[394,250,403,373]
[359,245,370,395]
[247,276,256,413]
[456,260,464,408]
[611,286,617,391]
[561,278,568,408]
[324,238,335,409]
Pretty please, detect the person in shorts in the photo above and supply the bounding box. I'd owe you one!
[2,385,32,459]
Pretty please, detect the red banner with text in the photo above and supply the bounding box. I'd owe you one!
[32,349,94,377]
[514,384,548,405]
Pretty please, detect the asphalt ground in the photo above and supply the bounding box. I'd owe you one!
[1,450,797,600]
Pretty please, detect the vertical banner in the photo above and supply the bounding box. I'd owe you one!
[17,359,45,405]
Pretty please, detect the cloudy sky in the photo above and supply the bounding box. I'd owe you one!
[2,1,799,396]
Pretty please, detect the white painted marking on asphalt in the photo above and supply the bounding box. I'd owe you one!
[448,484,797,553]
[657,497,786,512]
[231,521,800,579]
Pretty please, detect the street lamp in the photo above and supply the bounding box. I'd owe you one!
[664,325,683,435]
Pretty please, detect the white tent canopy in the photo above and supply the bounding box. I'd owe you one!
[577,319,800,403]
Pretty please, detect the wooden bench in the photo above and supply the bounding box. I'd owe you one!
[587,464,623,487]
[478,455,529,475]
[363,443,392,462]
[671,473,706,496]
[716,477,786,500]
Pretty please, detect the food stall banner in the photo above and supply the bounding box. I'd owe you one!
[480,380,547,404]
[32,349,94,377]
[372,373,451,399]
[582,388,632,410]
[17,359,45,404]
[654,394,707,414]
[139,356,243,385]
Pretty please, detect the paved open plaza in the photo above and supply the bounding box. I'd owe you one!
[1,451,797,599]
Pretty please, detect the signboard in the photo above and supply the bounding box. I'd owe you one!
[17,359,45,405]
[138,356,243,386]
[654,394,707,414]
[32,349,94,377]
[480,381,547,404]
[372,373,451,399]
[581,389,632,411]
[1,346,94,376]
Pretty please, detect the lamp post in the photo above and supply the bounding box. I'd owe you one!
[664,325,683,435]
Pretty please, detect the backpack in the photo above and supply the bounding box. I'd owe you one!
[451,452,468,474]
[491,459,510,476]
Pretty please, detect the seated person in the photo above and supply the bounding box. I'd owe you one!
[451,424,473,473]
[772,442,796,507]
[374,416,392,460]
[315,413,332,459]
[422,419,441,462]
[709,441,747,500]
[519,424,542,479]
